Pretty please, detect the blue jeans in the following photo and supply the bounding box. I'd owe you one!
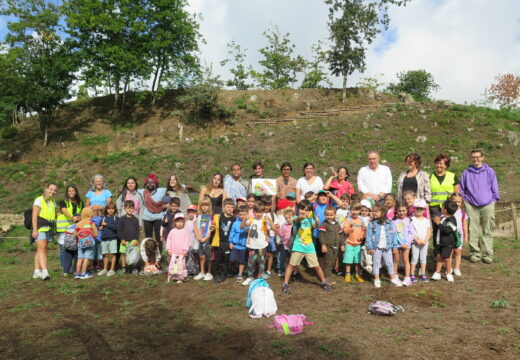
[276,244,287,274]
[59,244,77,274]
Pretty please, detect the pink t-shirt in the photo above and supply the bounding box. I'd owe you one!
[125,191,140,216]
[329,179,355,198]
[278,223,293,249]
[166,228,190,256]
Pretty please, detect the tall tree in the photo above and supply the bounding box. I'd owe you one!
[220,40,253,90]
[1,0,78,146]
[251,23,306,89]
[326,0,409,103]
[301,41,332,89]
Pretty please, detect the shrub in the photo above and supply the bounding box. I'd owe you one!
[387,69,440,101]
[0,126,18,139]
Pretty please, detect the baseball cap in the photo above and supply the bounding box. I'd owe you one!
[360,199,372,210]
[187,205,198,211]
[277,198,295,211]
[174,213,185,220]
[414,199,427,209]
[317,190,328,196]
[236,197,247,202]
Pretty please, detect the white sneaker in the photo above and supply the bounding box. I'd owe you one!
[446,273,455,282]
[390,277,403,287]
[453,269,462,277]
[431,272,442,281]
[203,273,213,281]
[374,279,381,288]
[33,270,42,279]
[107,270,116,277]
[98,269,108,276]
[41,269,50,280]
[193,273,205,280]
[241,277,254,286]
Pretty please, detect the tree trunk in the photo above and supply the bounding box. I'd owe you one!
[151,62,160,106]
[114,78,120,109]
[121,80,128,113]
[43,124,48,147]
[342,73,348,104]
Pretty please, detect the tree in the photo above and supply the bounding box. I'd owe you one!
[251,24,306,89]
[326,0,409,103]
[488,73,520,109]
[386,69,440,100]
[1,0,78,146]
[220,40,253,90]
[301,41,332,89]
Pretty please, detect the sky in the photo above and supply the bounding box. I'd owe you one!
[1,0,519,104]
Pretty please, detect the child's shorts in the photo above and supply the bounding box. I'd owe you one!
[197,242,212,258]
[438,246,453,259]
[78,246,95,260]
[343,244,361,264]
[229,248,247,264]
[119,240,137,254]
[101,239,118,254]
[289,251,319,268]
[266,237,277,253]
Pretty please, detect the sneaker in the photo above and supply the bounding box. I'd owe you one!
[470,255,480,263]
[281,283,291,294]
[241,277,253,286]
[431,272,442,281]
[374,279,381,288]
[75,273,84,279]
[410,275,417,283]
[402,277,412,286]
[322,282,332,291]
[81,273,93,279]
[344,274,352,283]
[98,269,108,276]
[446,274,454,282]
[107,270,115,277]
[483,257,493,264]
[236,276,243,283]
[203,273,213,281]
[32,270,42,279]
[420,274,429,283]
[390,277,403,287]
[262,271,271,280]
[354,274,365,283]
[453,269,462,277]
[193,273,206,280]
[41,270,51,280]
[118,268,126,275]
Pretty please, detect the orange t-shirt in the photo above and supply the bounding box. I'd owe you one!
[343,217,366,246]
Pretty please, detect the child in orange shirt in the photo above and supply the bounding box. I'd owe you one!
[342,202,366,283]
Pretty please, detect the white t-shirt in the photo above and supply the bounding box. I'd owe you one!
[411,217,431,243]
[263,212,279,238]
[357,165,392,195]
[296,176,324,200]
[33,197,53,208]
[336,208,350,227]
[248,218,268,249]
[378,227,387,249]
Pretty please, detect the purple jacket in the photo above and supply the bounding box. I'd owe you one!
[460,163,499,207]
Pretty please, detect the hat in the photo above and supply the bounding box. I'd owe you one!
[277,198,295,211]
[187,205,198,211]
[236,197,247,202]
[414,199,427,209]
[286,192,296,199]
[174,213,185,220]
[145,173,159,186]
[317,190,328,196]
[360,199,372,210]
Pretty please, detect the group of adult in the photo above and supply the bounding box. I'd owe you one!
[30,148,499,280]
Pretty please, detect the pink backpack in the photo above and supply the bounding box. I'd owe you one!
[269,314,312,335]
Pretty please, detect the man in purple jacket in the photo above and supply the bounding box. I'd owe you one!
[460,148,500,264]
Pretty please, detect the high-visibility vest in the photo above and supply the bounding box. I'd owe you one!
[56,201,82,233]
[429,171,455,208]
[36,196,56,232]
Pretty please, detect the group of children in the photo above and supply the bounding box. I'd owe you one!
[59,187,468,292]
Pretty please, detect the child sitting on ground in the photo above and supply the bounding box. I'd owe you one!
[342,201,366,283]
[140,237,161,275]
[431,200,459,282]
[166,213,190,283]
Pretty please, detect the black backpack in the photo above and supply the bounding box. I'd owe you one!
[23,209,33,229]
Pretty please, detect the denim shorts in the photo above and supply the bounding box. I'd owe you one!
[78,246,95,260]
[35,231,53,242]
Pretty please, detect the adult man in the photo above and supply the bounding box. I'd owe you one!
[357,151,392,202]
[224,164,249,201]
[460,149,499,264]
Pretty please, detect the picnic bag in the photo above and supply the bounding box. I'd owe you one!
[368,301,404,316]
[249,287,277,318]
[126,244,141,266]
[77,225,95,249]
[270,314,312,335]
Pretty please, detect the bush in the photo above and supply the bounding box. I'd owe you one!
[178,84,235,125]
[387,69,440,101]
[0,126,18,139]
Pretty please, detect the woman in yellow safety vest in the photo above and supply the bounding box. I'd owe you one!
[31,183,58,280]
[57,185,84,275]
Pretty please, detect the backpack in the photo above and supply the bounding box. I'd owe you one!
[23,209,32,229]
[360,245,373,274]
[77,225,95,249]
[62,232,78,251]
[368,301,404,316]
[269,314,312,335]
[249,287,277,318]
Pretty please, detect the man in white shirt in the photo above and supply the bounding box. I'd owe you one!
[224,163,249,201]
[357,151,392,202]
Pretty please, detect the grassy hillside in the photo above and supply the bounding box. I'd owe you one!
[1,88,519,213]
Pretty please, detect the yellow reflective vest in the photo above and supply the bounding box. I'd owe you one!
[429,172,455,208]
[56,201,83,233]
[36,196,56,232]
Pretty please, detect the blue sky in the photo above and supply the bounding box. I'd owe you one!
[2,0,520,104]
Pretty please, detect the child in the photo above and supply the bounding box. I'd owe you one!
[360,199,372,223]
[166,213,190,283]
[431,200,459,282]
[162,197,181,242]
[117,200,140,274]
[193,198,214,281]
[185,204,199,276]
[140,237,161,275]
[410,199,432,282]
[229,206,249,282]
[392,203,414,286]
[365,204,402,288]
[450,193,468,276]
[281,202,332,293]
[384,194,397,220]
[211,198,236,283]
[342,202,367,283]
[98,203,118,276]
[247,193,256,218]
[335,193,351,227]
[241,202,275,286]
[276,208,295,277]
[304,191,317,205]
[263,197,279,279]
[313,190,329,262]
[403,190,429,219]
[74,207,99,279]
[318,206,342,284]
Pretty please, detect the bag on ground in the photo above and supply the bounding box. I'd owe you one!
[368,301,404,316]
[249,287,277,318]
[270,314,312,335]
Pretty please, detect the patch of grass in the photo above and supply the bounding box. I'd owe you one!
[492,294,510,309]
[82,135,112,145]
[271,340,293,356]
[8,301,41,313]
[49,328,73,337]
[497,328,510,334]
[55,282,92,296]
[222,300,241,307]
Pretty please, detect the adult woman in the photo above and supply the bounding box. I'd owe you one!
[429,154,460,215]
[56,185,83,275]
[165,174,192,214]
[323,166,355,198]
[31,183,58,280]
[139,174,166,246]
[85,174,112,216]
[116,177,144,227]
[396,153,432,204]
[198,173,227,215]
[275,162,297,201]
[295,162,324,202]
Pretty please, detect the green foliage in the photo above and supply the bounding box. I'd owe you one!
[220,41,253,90]
[491,294,510,309]
[301,41,332,89]
[356,73,386,91]
[0,126,19,139]
[251,23,306,89]
[386,69,440,100]
[81,135,111,145]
